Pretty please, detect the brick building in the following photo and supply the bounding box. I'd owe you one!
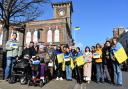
[25,1,74,46]
[0,1,74,47]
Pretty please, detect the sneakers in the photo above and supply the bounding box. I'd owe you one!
[56,77,63,80]
[87,81,90,84]
[56,77,59,80]
[59,77,63,80]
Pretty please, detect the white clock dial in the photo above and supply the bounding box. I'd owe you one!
[59,9,65,16]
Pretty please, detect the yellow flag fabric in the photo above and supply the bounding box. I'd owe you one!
[75,56,85,67]
[57,53,64,63]
[62,57,74,71]
[114,47,128,64]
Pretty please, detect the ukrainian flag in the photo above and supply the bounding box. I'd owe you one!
[75,56,85,66]
[113,42,128,64]
[74,27,80,30]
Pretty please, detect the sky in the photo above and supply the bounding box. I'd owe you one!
[37,0,128,49]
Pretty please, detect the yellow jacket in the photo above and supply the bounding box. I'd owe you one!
[95,48,102,63]
[62,57,74,71]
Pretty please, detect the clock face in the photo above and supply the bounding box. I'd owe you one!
[59,9,65,16]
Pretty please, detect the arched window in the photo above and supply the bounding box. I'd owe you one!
[47,30,52,42]
[33,30,39,43]
[26,31,31,44]
[54,30,59,42]
[0,31,3,45]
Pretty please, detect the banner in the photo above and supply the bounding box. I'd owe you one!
[114,43,128,64]
[75,56,85,67]
[57,53,64,63]
[93,53,101,59]
[10,43,18,49]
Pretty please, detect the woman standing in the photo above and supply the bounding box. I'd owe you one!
[94,44,104,83]
[91,46,96,81]
[75,47,83,84]
[83,46,92,83]
[55,46,63,80]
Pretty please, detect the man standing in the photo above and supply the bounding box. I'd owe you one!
[110,38,123,86]
[5,32,22,80]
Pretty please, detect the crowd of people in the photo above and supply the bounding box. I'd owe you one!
[4,32,125,87]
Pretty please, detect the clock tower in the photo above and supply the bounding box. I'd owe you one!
[52,1,73,32]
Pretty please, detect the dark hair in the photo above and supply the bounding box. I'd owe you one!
[105,40,111,46]
[106,40,110,43]
[85,46,91,52]
[12,32,17,37]
[30,41,34,44]
[76,47,80,51]
[91,46,95,49]
[111,37,118,46]
[96,43,101,48]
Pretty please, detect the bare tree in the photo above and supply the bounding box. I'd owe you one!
[0,0,48,48]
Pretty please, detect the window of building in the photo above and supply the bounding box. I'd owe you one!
[33,30,39,43]
[54,30,59,42]
[26,31,31,44]
[0,31,3,45]
[47,30,52,42]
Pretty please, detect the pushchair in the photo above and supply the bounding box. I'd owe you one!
[8,55,31,85]
[28,56,49,87]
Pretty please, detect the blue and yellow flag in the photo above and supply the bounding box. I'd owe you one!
[74,27,80,30]
[113,42,128,64]
[75,56,85,66]
[57,53,64,63]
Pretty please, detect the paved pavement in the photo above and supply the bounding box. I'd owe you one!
[0,72,128,89]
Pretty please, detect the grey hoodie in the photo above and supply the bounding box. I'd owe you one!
[5,39,22,57]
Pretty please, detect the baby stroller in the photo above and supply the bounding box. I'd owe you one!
[28,56,48,87]
[8,55,31,85]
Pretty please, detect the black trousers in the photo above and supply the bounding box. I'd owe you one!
[76,65,83,83]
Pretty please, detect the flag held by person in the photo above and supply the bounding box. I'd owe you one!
[113,42,128,64]
[57,53,64,63]
[75,56,85,66]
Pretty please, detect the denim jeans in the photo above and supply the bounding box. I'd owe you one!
[66,65,72,80]
[5,57,16,79]
[112,61,123,85]
[96,63,104,82]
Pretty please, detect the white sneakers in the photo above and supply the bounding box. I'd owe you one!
[56,77,63,80]
[56,77,59,80]
[59,77,63,80]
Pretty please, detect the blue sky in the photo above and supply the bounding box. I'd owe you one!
[37,0,128,49]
